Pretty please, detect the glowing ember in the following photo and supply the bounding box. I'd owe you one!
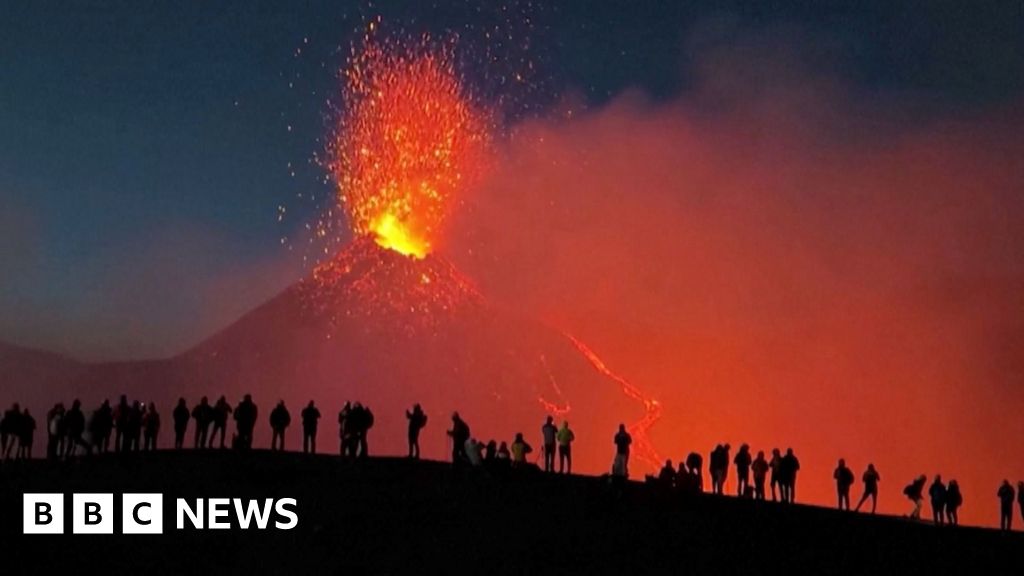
[328,26,489,258]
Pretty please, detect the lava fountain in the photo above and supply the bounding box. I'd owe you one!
[327,29,488,258]
[316,25,662,471]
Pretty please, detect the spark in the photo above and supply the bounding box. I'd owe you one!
[327,28,489,258]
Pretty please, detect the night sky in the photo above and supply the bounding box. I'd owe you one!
[2,0,1023,359]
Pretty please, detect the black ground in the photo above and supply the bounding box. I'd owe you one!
[0,451,1019,575]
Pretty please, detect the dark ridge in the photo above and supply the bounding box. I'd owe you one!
[0,451,1019,575]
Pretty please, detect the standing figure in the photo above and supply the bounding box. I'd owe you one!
[541,416,557,473]
[172,398,189,450]
[768,449,782,501]
[90,400,113,453]
[113,395,129,452]
[511,432,533,467]
[172,397,190,446]
[834,459,855,510]
[686,452,704,493]
[448,412,470,465]
[710,444,732,495]
[125,401,143,451]
[64,399,91,457]
[928,475,947,525]
[18,408,35,459]
[192,397,212,449]
[301,400,321,454]
[210,396,233,449]
[752,451,769,501]
[233,394,258,450]
[405,404,427,459]
[142,403,160,451]
[351,403,373,458]
[734,444,752,497]
[945,480,963,526]
[556,421,575,474]
[855,464,881,513]
[780,448,801,503]
[46,403,65,460]
[613,424,632,478]
[0,403,19,459]
[337,402,352,456]
[998,480,1015,531]
[269,400,291,451]
[1017,481,1024,526]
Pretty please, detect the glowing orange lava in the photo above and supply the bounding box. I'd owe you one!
[328,27,489,258]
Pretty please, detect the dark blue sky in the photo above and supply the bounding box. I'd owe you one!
[2,0,1022,359]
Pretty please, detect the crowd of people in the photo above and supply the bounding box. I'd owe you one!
[1,397,1023,531]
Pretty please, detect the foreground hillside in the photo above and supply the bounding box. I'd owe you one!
[0,451,1019,575]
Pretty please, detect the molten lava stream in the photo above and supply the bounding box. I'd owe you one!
[563,332,663,471]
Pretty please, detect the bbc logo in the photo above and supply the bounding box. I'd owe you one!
[24,493,163,535]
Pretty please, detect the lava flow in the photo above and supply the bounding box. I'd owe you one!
[315,24,662,471]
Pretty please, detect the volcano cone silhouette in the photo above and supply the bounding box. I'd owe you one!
[180,236,661,472]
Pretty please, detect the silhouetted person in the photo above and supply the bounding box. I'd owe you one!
[142,403,160,451]
[855,464,881,513]
[338,402,352,456]
[64,399,91,457]
[18,408,35,459]
[686,452,704,493]
[90,400,113,453]
[192,396,212,449]
[752,451,769,500]
[946,480,962,526]
[998,480,1015,531]
[113,395,129,452]
[210,396,232,449]
[929,475,947,525]
[484,440,497,462]
[710,444,731,495]
[780,448,800,503]
[448,412,470,465]
[172,398,189,450]
[301,400,321,454]
[496,441,510,462]
[834,459,855,510]
[768,448,782,501]
[734,444,752,497]
[350,403,373,458]
[269,400,291,451]
[233,394,258,450]
[1018,481,1024,525]
[557,421,575,474]
[511,432,533,467]
[541,416,557,472]
[1,403,22,459]
[904,474,926,520]
[125,401,143,451]
[675,461,692,493]
[406,404,427,459]
[466,438,483,466]
[46,403,65,460]
[613,424,632,478]
[658,459,675,489]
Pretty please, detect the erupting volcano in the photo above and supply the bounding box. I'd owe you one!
[0,26,664,475]
[300,27,664,471]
